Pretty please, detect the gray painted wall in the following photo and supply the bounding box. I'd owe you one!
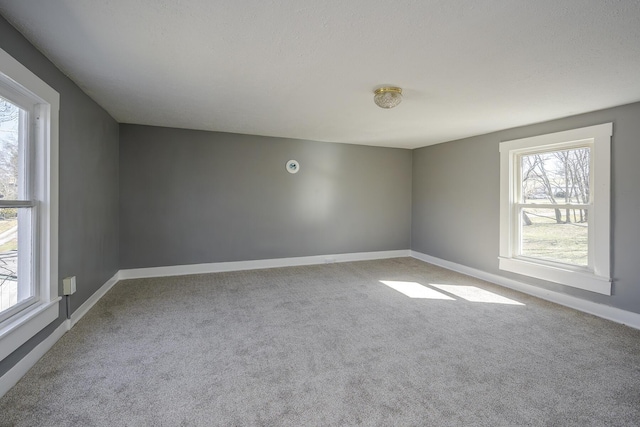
[412,102,640,314]
[0,16,119,376]
[1,7,638,389]
[120,125,412,268]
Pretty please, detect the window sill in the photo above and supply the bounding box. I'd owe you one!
[498,257,611,295]
[0,298,61,361]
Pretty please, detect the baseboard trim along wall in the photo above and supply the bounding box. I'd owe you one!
[0,320,68,399]
[0,250,409,399]
[4,249,639,399]
[0,272,119,399]
[69,273,120,328]
[410,250,640,330]
[118,250,411,280]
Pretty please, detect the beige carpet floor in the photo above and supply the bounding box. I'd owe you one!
[1,257,639,426]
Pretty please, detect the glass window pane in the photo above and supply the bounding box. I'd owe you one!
[520,207,588,266]
[0,97,22,201]
[520,147,590,204]
[0,207,31,314]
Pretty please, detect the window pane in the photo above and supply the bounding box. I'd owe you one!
[521,207,588,266]
[0,97,21,201]
[521,147,590,204]
[0,207,31,314]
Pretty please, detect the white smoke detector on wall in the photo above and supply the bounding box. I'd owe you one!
[286,160,300,174]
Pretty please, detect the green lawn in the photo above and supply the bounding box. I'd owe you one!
[0,218,18,253]
[0,219,16,234]
[0,241,16,253]
[522,209,588,266]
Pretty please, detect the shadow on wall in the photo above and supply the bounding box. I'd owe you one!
[292,146,340,225]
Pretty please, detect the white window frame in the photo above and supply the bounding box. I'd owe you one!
[0,47,59,362]
[499,123,612,295]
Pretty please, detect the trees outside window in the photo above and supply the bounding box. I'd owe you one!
[0,98,22,315]
[499,123,612,295]
[518,147,590,266]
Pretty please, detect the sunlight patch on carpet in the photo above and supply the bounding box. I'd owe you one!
[430,284,524,305]
[380,281,454,299]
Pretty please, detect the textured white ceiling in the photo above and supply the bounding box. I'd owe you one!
[1,0,640,148]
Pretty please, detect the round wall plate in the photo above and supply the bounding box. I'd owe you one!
[286,160,300,174]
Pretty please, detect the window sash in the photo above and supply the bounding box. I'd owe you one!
[511,142,595,271]
[0,201,35,208]
[0,90,36,321]
[0,295,36,324]
[499,123,611,295]
[0,45,60,363]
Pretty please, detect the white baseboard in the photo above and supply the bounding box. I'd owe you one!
[0,272,118,400]
[0,249,410,399]
[0,319,69,399]
[69,272,119,328]
[6,248,635,401]
[118,250,411,280]
[410,250,640,330]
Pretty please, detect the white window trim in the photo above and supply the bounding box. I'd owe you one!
[499,123,612,295]
[0,47,59,362]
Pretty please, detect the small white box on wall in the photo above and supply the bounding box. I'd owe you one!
[63,276,76,295]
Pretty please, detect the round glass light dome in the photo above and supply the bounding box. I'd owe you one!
[374,87,403,109]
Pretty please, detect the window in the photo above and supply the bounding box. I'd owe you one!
[0,47,59,362]
[0,95,33,320]
[499,123,612,295]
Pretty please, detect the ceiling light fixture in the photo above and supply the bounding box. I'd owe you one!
[373,87,403,109]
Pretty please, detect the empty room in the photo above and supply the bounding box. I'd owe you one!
[1,1,640,425]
